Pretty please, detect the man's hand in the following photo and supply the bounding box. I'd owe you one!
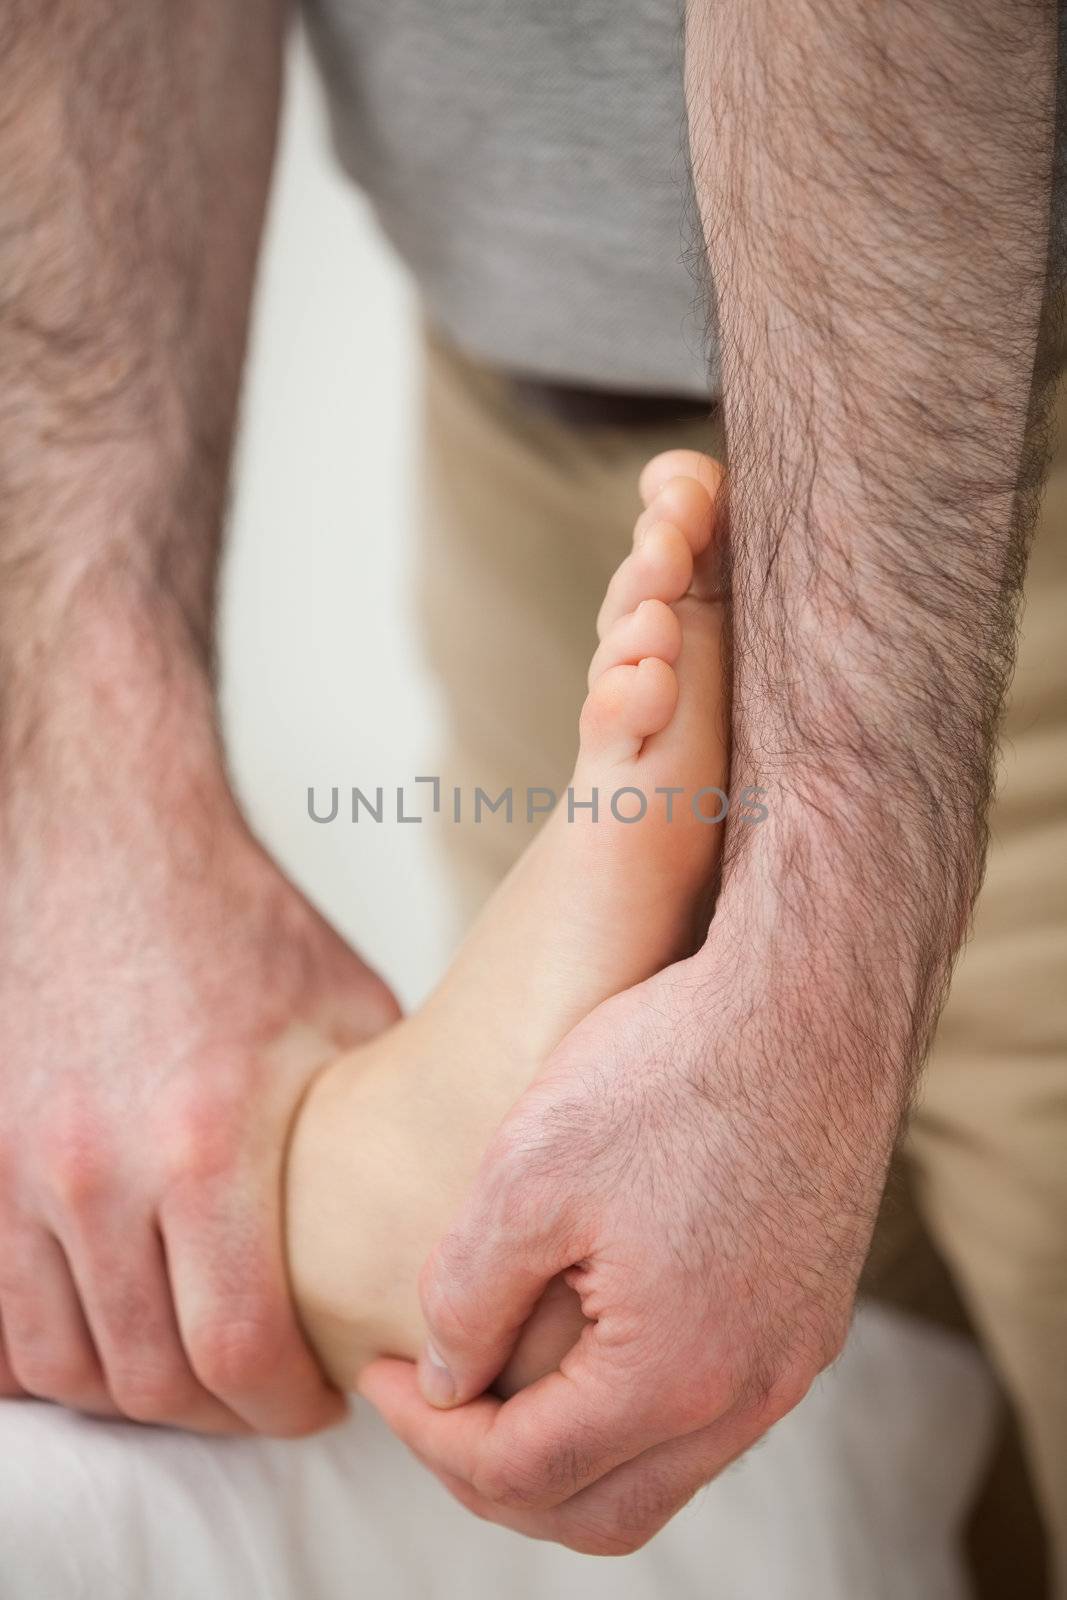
[362,0,1058,1553]
[359,950,879,1554]
[0,0,377,1433]
[0,667,398,1434]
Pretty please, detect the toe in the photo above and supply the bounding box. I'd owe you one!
[579,658,679,763]
[639,451,724,509]
[634,478,714,558]
[588,599,681,689]
[597,523,693,639]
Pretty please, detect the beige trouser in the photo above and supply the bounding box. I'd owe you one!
[415,326,1067,1593]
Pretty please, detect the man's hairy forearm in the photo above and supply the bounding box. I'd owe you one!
[0,0,286,719]
[686,1,1059,1095]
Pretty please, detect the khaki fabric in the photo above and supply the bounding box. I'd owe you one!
[414,326,1067,1593]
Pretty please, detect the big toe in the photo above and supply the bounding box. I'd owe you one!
[639,450,724,509]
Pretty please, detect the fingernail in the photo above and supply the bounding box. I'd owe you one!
[419,1342,456,1407]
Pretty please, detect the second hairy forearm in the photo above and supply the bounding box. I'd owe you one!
[0,0,286,727]
[686,0,1058,1114]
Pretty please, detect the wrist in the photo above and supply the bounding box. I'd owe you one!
[725,749,982,952]
[1,567,232,826]
[696,780,976,1105]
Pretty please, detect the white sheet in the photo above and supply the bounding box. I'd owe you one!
[0,1303,995,1600]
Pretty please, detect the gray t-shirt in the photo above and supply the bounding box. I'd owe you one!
[302,0,715,398]
[303,1,1067,403]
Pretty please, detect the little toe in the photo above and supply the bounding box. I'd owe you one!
[579,658,679,764]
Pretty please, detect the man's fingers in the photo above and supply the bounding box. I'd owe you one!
[0,1226,113,1414]
[162,1178,347,1437]
[60,1213,246,1430]
[0,1316,26,1397]
[417,1239,559,1408]
[361,1357,504,1473]
[441,1411,755,1555]
[525,1405,757,1554]
[364,1356,759,1555]
[362,1339,683,1513]
[416,1133,583,1408]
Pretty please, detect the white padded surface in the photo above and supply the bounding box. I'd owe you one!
[0,1303,995,1600]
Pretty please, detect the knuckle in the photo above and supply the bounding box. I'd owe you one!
[14,1346,99,1402]
[482,1131,571,1252]
[41,1119,107,1213]
[591,1464,684,1555]
[819,1313,851,1370]
[162,1092,242,1186]
[768,1368,814,1422]
[481,1113,542,1199]
[685,1362,733,1424]
[653,1343,731,1427]
[438,1475,498,1526]
[525,1427,608,1502]
[489,1104,553,1178]
[0,1246,33,1301]
[748,1353,819,1428]
[740,1338,837,1433]
[470,1426,587,1510]
[418,1264,475,1350]
[187,1305,285,1396]
[562,1517,649,1558]
[260,1401,335,1442]
[471,1455,547,1510]
[111,1365,195,1424]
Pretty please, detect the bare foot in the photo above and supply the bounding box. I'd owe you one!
[285,450,728,1395]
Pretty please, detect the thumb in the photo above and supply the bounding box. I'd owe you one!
[416,1203,567,1409]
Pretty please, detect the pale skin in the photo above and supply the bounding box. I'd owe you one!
[0,0,1058,1561]
[286,458,728,1395]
